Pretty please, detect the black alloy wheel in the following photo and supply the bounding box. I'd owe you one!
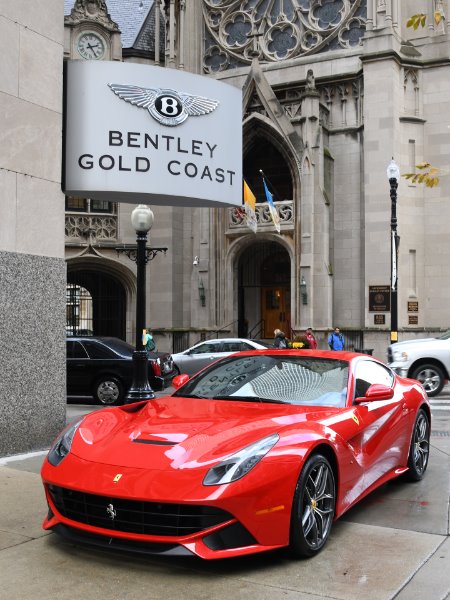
[289,453,336,558]
[94,376,124,405]
[406,408,430,481]
[411,364,445,397]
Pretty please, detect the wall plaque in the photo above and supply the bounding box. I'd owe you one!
[374,314,385,325]
[408,315,418,325]
[408,301,418,312]
[369,286,391,312]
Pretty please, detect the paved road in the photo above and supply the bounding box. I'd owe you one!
[0,388,449,600]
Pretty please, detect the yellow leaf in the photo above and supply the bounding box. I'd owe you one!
[435,11,443,25]
[407,13,428,29]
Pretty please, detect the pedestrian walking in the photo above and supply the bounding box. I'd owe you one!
[143,327,156,352]
[274,329,288,349]
[328,327,345,351]
[305,328,317,349]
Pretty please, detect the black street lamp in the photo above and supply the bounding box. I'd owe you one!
[387,159,400,345]
[116,205,167,404]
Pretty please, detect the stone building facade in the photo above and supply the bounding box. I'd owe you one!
[63,0,450,361]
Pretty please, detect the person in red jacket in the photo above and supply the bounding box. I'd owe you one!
[305,328,317,349]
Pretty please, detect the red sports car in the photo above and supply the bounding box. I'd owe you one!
[41,350,430,560]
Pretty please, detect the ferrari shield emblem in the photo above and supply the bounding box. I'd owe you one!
[352,414,359,426]
[113,474,123,483]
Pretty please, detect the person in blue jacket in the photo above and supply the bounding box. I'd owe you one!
[328,327,345,351]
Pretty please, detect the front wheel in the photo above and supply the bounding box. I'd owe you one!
[405,408,430,481]
[94,377,124,405]
[289,454,336,558]
[411,364,445,397]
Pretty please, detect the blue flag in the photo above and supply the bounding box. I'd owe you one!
[263,178,281,233]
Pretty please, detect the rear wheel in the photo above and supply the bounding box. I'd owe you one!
[289,454,336,558]
[94,377,124,405]
[406,409,430,481]
[411,364,445,397]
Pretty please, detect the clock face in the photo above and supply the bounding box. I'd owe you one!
[77,32,106,60]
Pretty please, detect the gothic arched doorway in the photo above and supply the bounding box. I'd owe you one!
[238,241,291,339]
[244,129,293,204]
[66,269,126,339]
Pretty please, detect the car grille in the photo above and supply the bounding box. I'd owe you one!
[48,485,233,536]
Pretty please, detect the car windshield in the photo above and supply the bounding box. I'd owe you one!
[437,330,450,340]
[173,355,349,407]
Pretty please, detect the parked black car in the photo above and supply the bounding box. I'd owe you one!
[66,336,177,405]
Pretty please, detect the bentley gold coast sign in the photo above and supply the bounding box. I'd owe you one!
[63,61,242,207]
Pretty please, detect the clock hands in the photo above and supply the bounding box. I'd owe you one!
[87,42,100,56]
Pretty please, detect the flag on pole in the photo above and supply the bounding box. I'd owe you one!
[243,180,257,233]
[262,177,281,233]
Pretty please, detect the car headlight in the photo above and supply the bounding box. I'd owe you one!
[392,350,408,362]
[47,418,83,467]
[203,433,279,486]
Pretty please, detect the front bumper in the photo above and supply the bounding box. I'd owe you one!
[387,363,409,378]
[41,453,298,559]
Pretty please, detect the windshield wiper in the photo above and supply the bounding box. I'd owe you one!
[212,395,286,404]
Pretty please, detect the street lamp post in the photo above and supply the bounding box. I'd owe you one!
[115,204,168,404]
[387,159,400,344]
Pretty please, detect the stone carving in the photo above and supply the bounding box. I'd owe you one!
[306,69,315,90]
[203,0,367,72]
[65,0,119,32]
[65,215,117,241]
[229,200,294,232]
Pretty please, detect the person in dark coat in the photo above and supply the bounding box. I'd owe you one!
[274,329,288,349]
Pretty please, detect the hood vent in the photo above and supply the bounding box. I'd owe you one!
[132,439,175,446]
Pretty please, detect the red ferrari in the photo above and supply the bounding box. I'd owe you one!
[41,350,430,560]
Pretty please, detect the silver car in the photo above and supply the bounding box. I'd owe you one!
[172,338,271,376]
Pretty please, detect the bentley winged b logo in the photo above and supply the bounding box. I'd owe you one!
[108,83,220,126]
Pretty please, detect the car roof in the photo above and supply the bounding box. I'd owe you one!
[192,338,262,344]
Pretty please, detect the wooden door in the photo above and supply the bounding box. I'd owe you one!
[262,287,289,338]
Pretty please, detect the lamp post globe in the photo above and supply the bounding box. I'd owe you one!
[386,159,400,182]
[126,204,155,403]
[387,159,400,345]
[131,204,154,233]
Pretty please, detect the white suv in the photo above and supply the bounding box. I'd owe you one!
[387,330,450,396]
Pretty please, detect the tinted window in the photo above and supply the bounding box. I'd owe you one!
[82,341,116,359]
[353,360,394,400]
[222,342,246,352]
[190,342,221,354]
[67,341,88,359]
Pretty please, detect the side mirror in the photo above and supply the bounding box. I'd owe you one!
[172,374,190,389]
[355,383,394,403]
